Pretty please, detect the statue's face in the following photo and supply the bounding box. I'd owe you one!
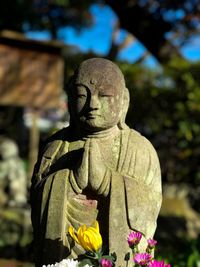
[68,58,126,133]
[71,81,123,132]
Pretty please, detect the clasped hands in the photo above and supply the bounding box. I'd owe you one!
[74,138,108,191]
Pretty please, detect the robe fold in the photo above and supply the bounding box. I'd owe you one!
[31,126,162,267]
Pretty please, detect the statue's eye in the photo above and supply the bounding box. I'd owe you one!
[99,88,114,98]
[99,93,113,98]
[77,93,87,98]
[76,85,87,98]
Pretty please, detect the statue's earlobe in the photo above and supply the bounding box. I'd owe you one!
[118,87,130,129]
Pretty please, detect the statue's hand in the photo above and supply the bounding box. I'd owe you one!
[88,139,108,191]
[74,139,109,192]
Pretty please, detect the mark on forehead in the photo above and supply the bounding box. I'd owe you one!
[90,78,97,85]
[116,94,119,100]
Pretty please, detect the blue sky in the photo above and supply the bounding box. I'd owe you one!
[180,35,200,60]
[26,4,200,67]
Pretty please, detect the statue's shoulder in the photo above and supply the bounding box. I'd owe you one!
[124,127,158,158]
[34,127,70,173]
[125,127,151,144]
[41,127,70,155]
[46,126,70,144]
[38,127,70,162]
[121,127,161,187]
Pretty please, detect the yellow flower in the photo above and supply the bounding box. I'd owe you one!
[69,221,102,252]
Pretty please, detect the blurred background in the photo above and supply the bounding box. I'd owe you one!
[0,1,200,266]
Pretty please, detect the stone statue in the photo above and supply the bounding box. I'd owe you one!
[0,136,27,207]
[30,58,162,267]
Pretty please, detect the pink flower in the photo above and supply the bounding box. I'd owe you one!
[147,239,157,249]
[133,253,152,266]
[149,260,171,267]
[100,258,112,267]
[127,231,142,247]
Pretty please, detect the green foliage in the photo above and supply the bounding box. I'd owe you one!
[0,209,32,248]
[156,236,200,267]
[0,0,199,63]
[117,59,200,186]
[0,0,34,32]
[0,0,93,37]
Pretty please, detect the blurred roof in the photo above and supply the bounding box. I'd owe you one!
[0,30,65,110]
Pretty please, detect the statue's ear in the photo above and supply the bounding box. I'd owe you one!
[118,87,130,129]
[123,87,130,109]
[65,74,77,127]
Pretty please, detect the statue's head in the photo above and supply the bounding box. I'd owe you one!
[67,58,128,133]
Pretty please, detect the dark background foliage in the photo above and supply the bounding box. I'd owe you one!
[0,1,200,266]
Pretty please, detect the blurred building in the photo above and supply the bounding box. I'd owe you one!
[0,30,69,261]
[0,30,65,110]
[0,30,68,177]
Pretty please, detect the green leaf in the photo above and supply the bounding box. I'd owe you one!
[111,252,117,261]
[124,252,130,261]
[78,258,97,267]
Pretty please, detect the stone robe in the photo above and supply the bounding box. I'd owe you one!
[31,126,162,267]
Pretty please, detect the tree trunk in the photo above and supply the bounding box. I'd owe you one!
[106,0,182,63]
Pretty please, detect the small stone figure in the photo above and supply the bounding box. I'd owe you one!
[31,58,162,267]
[0,136,27,207]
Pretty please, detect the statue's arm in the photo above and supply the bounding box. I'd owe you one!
[122,132,162,238]
[30,138,64,231]
[30,142,52,189]
[121,130,162,193]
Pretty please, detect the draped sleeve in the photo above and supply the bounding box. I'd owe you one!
[119,128,162,238]
[30,129,71,266]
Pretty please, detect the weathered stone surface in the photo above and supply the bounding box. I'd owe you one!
[0,136,27,208]
[31,58,162,266]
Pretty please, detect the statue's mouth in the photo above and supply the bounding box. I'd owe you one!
[86,113,101,119]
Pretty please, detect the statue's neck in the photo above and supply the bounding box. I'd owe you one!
[83,125,120,139]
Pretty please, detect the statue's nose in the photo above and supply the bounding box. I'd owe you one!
[89,95,100,109]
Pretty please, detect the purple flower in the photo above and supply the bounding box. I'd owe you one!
[100,258,112,267]
[133,253,152,266]
[127,231,142,247]
[149,260,171,267]
[147,239,157,249]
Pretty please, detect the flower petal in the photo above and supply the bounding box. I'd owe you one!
[94,221,99,232]
[69,226,80,244]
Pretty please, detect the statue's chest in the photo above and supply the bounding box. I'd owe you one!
[95,135,120,170]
